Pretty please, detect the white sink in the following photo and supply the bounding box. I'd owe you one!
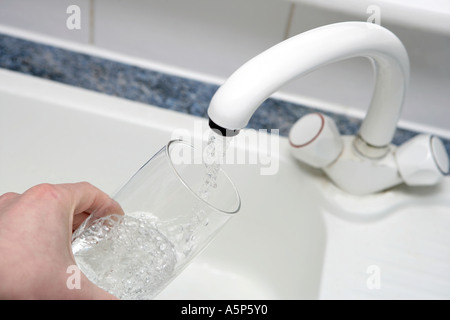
[1,69,449,299]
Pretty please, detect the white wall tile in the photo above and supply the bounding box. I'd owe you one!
[1,0,447,134]
[0,0,91,43]
[288,0,450,35]
[282,2,450,134]
[93,0,291,79]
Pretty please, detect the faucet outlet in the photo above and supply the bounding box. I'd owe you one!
[207,22,448,194]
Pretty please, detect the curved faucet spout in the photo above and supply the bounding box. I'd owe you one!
[208,22,409,156]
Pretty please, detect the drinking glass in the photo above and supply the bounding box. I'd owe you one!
[71,139,241,299]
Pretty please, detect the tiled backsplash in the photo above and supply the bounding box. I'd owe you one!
[0,0,449,138]
[93,0,291,79]
[0,0,92,43]
[3,32,450,156]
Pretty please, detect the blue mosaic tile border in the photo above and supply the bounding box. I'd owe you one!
[0,33,448,154]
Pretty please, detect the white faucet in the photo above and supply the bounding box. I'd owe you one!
[208,22,449,194]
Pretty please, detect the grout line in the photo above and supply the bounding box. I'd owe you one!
[89,0,95,44]
[0,24,226,84]
[283,3,296,40]
[1,26,449,142]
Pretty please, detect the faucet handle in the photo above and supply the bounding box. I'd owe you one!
[395,134,449,186]
[289,113,343,168]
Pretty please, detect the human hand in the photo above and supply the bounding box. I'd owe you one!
[0,182,124,299]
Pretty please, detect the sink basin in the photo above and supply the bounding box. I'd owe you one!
[1,68,449,299]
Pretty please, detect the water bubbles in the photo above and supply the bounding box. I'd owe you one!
[72,212,177,300]
[196,130,229,203]
[71,131,233,300]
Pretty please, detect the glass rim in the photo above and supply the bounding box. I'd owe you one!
[165,139,241,215]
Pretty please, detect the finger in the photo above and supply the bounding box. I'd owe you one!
[61,182,124,219]
[0,192,20,205]
[55,182,124,233]
[72,212,89,231]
